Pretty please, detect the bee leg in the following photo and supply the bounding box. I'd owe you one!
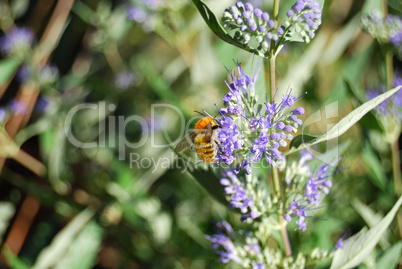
[215,140,229,157]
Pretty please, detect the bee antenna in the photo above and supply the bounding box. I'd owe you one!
[202,109,214,118]
[194,110,205,117]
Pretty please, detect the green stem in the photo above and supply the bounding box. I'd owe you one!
[391,138,401,196]
[268,0,292,257]
[269,55,276,101]
[385,50,393,91]
[382,0,388,18]
[273,0,280,27]
[382,0,401,240]
[391,135,402,239]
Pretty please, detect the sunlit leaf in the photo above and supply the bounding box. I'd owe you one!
[287,86,401,155]
[55,222,103,269]
[10,0,29,19]
[361,0,384,15]
[0,202,15,245]
[352,199,390,249]
[2,247,29,269]
[32,208,95,269]
[330,196,402,269]
[321,14,361,64]
[375,242,402,269]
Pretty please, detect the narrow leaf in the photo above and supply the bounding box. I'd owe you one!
[55,222,103,269]
[361,143,387,190]
[187,165,226,205]
[32,208,95,269]
[361,0,384,15]
[330,196,402,269]
[375,242,402,269]
[0,57,21,85]
[287,86,401,155]
[289,134,318,149]
[2,247,29,269]
[352,199,390,249]
[0,202,15,245]
[343,79,384,132]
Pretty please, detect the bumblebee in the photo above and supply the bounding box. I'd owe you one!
[174,115,221,163]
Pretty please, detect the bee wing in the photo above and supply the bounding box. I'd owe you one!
[174,132,197,152]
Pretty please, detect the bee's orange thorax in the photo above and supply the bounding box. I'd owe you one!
[195,117,214,130]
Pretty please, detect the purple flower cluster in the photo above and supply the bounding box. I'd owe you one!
[222,0,322,51]
[16,64,59,85]
[284,200,307,231]
[305,162,333,205]
[0,107,7,123]
[215,63,255,166]
[127,4,156,33]
[285,0,322,41]
[0,99,30,123]
[249,96,305,167]
[9,99,28,115]
[127,6,147,23]
[220,170,259,222]
[223,63,258,114]
[126,0,167,33]
[205,221,241,263]
[253,262,265,269]
[388,15,402,48]
[285,151,339,230]
[0,27,34,56]
[366,75,402,120]
[216,63,305,169]
[362,12,402,49]
[382,14,402,48]
[114,71,135,90]
[216,116,242,165]
[222,1,283,48]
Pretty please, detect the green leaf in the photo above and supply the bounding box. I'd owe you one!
[361,0,384,15]
[352,199,390,249]
[361,142,387,190]
[54,222,103,269]
[289,134,318,149]
[343,80,384,132]
[71,1,96,24]
[330,196,402,269]
[191,0,266,58]
[187,165,226,205]
[2,247,29,269]
[0,202,15,245]
[284,24,306,43]
[0,57,21,85]
[32,208,95,269]
[10,0,29,19]
[286,86,401,155]
[375,242,402,269]
[321,14,361,65]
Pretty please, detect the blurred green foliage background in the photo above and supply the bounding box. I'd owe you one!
[0,0,400,268]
